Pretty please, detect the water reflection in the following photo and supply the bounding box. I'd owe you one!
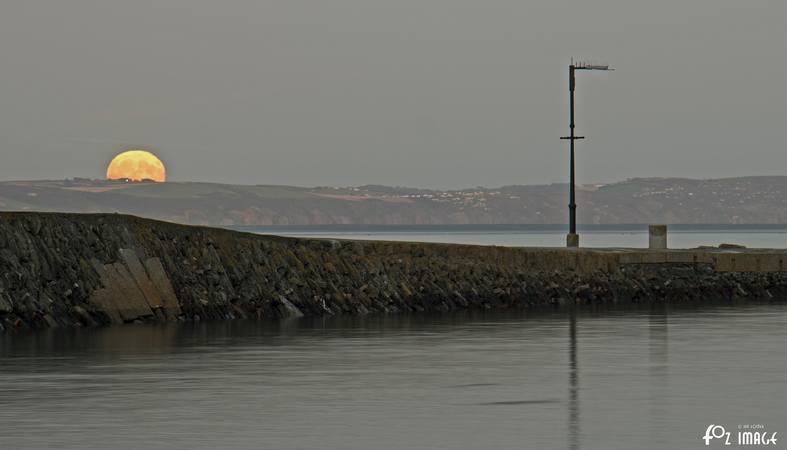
[569,307,580,450]
[649,303,669,445]
[1,302,785,450]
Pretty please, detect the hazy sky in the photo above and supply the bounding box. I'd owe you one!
[0,0,784,189]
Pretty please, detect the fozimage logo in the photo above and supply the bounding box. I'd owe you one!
[703,424,778,446]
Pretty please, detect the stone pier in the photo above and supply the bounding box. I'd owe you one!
[0,212,785,332]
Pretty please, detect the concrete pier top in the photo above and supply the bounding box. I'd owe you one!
[0,212,785,275]
[471,245,787,273]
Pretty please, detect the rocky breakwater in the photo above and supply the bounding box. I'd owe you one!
[1,212,786,332]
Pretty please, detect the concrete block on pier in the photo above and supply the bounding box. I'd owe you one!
[649,225,667,249]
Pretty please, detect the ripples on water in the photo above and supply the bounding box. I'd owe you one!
[1,303,786,449]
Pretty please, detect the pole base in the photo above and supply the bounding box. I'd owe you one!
[566,233,579,248]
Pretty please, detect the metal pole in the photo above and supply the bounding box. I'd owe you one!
[569,65,576,237]
[562,65,583,247]
[560,61,611,248]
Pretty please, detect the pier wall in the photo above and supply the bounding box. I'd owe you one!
[1,213,785,332]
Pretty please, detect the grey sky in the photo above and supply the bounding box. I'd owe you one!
[0,0,784,189]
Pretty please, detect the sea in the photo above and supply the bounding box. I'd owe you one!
[1,225,785,449]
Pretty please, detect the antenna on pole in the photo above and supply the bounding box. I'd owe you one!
[574,59,614,71]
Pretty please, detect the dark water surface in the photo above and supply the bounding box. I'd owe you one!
[1,303,786,449]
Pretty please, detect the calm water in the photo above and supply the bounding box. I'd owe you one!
[239,224,787,249]
[2,303,786,449]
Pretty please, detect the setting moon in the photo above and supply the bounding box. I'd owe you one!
[106,150,166,182]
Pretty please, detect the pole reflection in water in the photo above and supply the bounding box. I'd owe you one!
[568,307,579,450]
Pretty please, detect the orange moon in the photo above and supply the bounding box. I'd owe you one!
[106,150,166,182]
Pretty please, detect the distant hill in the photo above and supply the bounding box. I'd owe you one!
[0,176,784,225]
